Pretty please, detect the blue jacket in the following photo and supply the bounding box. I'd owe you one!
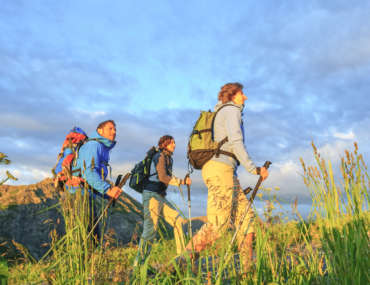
[68,131,116,197]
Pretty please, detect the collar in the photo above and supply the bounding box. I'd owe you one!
[161,149,173,156]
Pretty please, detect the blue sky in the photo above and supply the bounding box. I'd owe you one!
[1,1,370,214]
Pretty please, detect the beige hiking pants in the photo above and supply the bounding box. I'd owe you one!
[187,160,255,253]
[139,191,185,257]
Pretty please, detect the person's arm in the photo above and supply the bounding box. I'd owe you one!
[224,107,259,175]
[81,142,112,195]
[156,153,182,186]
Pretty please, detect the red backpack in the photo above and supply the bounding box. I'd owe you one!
[52,127,89,188]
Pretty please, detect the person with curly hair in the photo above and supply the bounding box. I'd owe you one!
[134,135,191,266]
[185,82,269,269]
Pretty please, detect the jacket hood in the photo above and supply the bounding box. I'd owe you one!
[214,101,244,112]
[90,131,116,149]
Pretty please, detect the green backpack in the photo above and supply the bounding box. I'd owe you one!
[187,104,239,169]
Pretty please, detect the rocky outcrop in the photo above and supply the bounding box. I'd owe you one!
[0,178,208,261]
[0,178,143,260]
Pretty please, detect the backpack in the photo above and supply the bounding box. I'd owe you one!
[129,146,158,193]
[187,104,239,170]
[52,127,90,189]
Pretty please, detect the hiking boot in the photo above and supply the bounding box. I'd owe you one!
[190,251,200,262]
[146,265,157,277]
[174,255,188,270]
[173,251,200,272]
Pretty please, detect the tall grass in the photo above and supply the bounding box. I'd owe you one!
[300,142,369,284]
[8,184,110,284]
[7,142,370,284]
[44,188,105,283]
[0,257,8,285]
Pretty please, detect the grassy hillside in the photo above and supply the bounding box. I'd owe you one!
[3,143,369,284]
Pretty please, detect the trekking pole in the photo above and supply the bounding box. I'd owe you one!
[183,173,197,265]
[112,174,123,207]
[217,161,271,280]
[86,172,131,240]
[247,161,272,203]
[229,161,272,245]
[184,174,193,243]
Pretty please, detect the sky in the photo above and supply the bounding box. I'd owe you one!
[1,1,370,216]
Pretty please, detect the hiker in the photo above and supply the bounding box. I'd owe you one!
[134,135,191,266]
[185,82,269,268]
[63,120,122,242]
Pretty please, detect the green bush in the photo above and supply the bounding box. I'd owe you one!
[0,258,8,285]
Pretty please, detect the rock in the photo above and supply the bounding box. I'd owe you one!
[183,216,207,235]
[0,178,143,260]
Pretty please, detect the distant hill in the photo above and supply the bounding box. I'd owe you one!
[0,179,207,261]
[0,178,144,260]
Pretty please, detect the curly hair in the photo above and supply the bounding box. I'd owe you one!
[218,82,243,104]
[158,135,174,150]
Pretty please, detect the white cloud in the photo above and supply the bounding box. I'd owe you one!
[318,140,355,162]
[278,160,299,175]
[246,101,282,113]
[71,109,107,119]
[333,130,355,140]
[234,138,361,203]
[14,139,31,149]
[110,161,135,177]
[5,166,50,186]
[0,113,50,132]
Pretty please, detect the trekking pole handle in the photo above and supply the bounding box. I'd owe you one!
[115,174,123,187]
[118,172,131,189]
[263,161,272,170]
[184,173,191,202]
[249,160,272,203]
[110,174,123,207]
[243,161,271,195]
[110,175,122,207]
[111,172,131,206]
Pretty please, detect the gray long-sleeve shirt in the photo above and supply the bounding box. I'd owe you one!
[211,101,258,174]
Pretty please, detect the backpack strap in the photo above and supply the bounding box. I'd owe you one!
[145,148,159,182]
[191,128,212,139]
[65,138,105,186]
[214,137,239,163]
[189,104,238,142]
[85,138,101,144]
[211,104,241,165]
[210,103,239,141]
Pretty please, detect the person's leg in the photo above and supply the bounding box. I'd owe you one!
[186,160,234,253]
[160,198,186,255]
[89,194,101,244]
[232,177,255,269]
[239,233,254,260]
[134,191,162,266]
